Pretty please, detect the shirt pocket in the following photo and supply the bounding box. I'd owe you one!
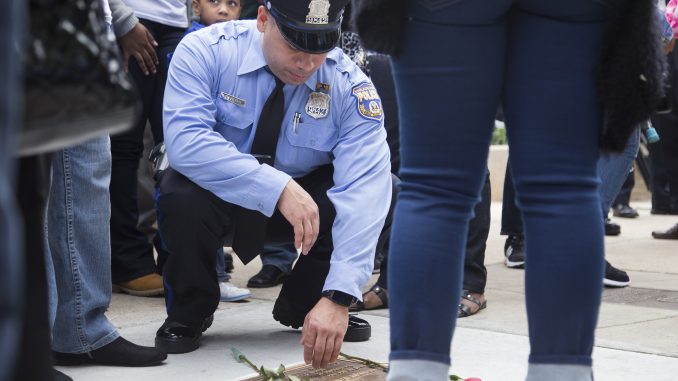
[285,119,338,153]
[215,95,254,148]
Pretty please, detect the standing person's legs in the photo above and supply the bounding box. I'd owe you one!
[12,156,54,381]
[388,3,508,379]
[459,172,491,317]
[598,128,640,217]
[110,21,184,288]
[0,0,24,379]
[612,171,635,209]
[504,2,606,379]
[500,160,524,236]
[46,137,120,353]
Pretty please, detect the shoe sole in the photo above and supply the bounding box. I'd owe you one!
[603,278,630,288]
[247,276,288,289]
[53,352,167,367]
[155,336,200,354]
[344,315,371,342]
[220,292,252,302]
[112,285,164,297]
[504,258,525,269]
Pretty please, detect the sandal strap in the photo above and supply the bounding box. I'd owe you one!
[460,289,483,308]
[370,285,388,307]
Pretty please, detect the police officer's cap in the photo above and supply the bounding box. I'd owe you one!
[263,0,349,54]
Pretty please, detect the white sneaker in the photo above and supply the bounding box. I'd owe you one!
[219,282,251,302]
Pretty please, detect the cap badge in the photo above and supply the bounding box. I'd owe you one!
[305,91,331,119]
[306,0,330,25]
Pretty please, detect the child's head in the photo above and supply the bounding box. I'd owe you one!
[192,0,242,26]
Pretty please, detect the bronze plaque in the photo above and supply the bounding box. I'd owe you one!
[239,360,387,381]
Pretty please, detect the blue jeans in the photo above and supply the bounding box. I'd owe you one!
[44,136,120,353]
[598,127,640,217]
[215,247,230,282]
[261,243,298,273]
[389,0,606,367]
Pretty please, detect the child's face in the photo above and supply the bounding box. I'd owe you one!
[192,0,242,26]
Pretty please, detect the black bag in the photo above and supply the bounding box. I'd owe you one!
[21,0,139,156]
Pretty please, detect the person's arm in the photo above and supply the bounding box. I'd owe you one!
[163,33,291,215]
[108,0,158,74]
[300,81,392,368]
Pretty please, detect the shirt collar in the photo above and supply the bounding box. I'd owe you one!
[237,31,267,76]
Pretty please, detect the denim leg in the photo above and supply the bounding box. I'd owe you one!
[261,244,298,273]
[503,4,605,367]
[0,0,24,377]
[597,127,640,217]
[46,136,119,353]
[389,4,507,365]
[612,171,634,207]
[215,247,230,282]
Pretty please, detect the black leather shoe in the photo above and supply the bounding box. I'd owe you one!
[652,223,678,240]
[344,315,371,342]
[155,315,214,354]
[247,265,289,288]
[53,337,167,367]
[54,369,73,381]
[604,218,621,236]
[612,204,639,218]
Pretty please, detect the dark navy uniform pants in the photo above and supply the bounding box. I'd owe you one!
[156,165,397,328]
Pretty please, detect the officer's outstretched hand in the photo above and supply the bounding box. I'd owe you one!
[301,298,348,368]
[118,23,159,76]
[277,179,319,255]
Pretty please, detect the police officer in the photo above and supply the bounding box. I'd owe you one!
[155,0,395,369]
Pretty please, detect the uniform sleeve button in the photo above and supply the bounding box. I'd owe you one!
[257,202,264,210]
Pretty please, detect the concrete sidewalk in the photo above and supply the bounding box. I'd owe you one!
[58,202,678,381]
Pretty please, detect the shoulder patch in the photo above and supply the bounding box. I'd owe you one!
[351,82,383,121]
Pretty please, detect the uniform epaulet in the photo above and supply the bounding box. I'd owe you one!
[202,20,252,45]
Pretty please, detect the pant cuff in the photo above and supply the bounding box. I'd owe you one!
[526,363,592,381]
[387,359,450,381]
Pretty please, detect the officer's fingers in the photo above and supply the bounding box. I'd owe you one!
[320,334,335,368]
[300,321,316,364]
[329,335,342,364]
[293,222,304,254]
[302,219,314,255]
[312,334,328,368]
[310,213,320,249]
[133,52,150,75]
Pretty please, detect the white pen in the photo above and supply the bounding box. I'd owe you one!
[293,112,300,133]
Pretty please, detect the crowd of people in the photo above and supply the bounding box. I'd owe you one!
[2,0,677,380]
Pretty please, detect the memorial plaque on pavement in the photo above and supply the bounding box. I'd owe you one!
[239,359,387,381]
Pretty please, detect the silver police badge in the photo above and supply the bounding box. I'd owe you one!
[305,91,330,119]
[306,0,330,25]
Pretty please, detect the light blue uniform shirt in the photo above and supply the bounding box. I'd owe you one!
[163,20,392,300]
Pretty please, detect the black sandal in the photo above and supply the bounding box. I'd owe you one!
[458,289,486,318]
[349,284,388,312]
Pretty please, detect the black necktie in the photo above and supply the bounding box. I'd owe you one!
[251,75,285,165]
[232,74,286,264]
